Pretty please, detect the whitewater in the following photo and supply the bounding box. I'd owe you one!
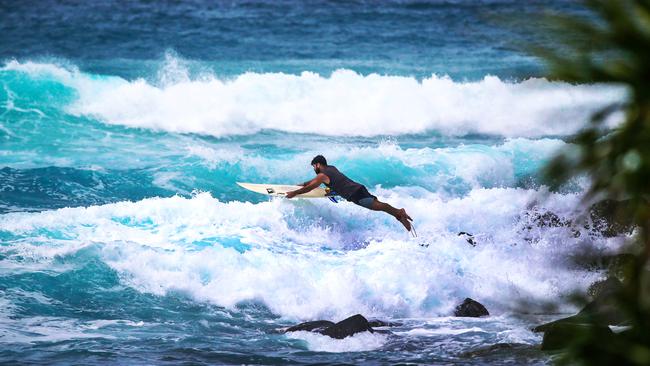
[3,59,623,138]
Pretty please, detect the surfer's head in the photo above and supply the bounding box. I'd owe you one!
[311,155,327,174]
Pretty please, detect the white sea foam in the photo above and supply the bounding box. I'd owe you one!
[286,330,388,352]
[396,327,487,336]
[0,189,624,321]
[0,316,115,343]
[2,60,624,138]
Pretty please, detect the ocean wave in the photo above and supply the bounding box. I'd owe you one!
[0,138,569,214]
[2,60,624,138]
[186,138,569,191]
[0,190,622,320]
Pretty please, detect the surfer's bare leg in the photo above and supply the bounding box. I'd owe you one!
[369,199,413,231]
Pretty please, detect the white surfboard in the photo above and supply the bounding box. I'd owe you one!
[236,182,336,198]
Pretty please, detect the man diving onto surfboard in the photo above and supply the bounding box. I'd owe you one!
[285,155,414,233]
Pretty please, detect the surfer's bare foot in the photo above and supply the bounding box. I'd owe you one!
[397,209,412,231]
[400,208,413,222]
[398,208,412,222]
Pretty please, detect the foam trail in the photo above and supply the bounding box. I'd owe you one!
[2,60,624,138]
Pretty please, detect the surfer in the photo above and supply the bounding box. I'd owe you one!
[286,155,414,232]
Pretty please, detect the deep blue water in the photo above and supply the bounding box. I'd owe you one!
[1,0,590,79]
[0,1,624,365]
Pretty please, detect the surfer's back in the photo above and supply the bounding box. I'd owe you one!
[322,165,363,200]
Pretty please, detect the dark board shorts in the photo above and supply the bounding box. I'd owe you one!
[349,186,376,209]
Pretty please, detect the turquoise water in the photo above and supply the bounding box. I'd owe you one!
[0,1,626,364]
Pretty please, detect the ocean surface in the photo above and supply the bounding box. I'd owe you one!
[0,1,627,364]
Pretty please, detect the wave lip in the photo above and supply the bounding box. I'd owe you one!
[2,61,624,138]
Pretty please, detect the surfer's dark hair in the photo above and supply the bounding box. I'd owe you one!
[311,155,327,166]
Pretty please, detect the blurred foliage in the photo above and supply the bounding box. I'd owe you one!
[534,0,650,364]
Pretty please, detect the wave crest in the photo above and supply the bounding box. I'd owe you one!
[2,60,624,138]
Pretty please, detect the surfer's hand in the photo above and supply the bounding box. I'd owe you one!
[285,191,297,199]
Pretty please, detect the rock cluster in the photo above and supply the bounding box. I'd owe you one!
[285,314,376,339]
[285,299,489,339]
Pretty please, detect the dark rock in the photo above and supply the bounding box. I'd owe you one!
[605,253,636,280]
[285,320,335,333]
[536,277,625,329]
[520,199,635,244]
[519,209,581,243]
[532,211,571,228]
[368,319,402,327]
[587,276,624,301]
[285,314,383,339]
[577,277,627,325]
[454,298,489,317]
[541,322,613,351]
[532,309,627,333]
[589,199,635,237]
[534,277,626,335]
[320,314,374,339]
[533,314,584,333]
[532,211,581,238]
[458,232,477,246]
[571,252,636,275]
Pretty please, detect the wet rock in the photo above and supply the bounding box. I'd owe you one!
[587,276,624,302]
[566,276,625,326]
[571,252,636,275]
[519,208,581,243]
[533,314,582,333]
[284,314,380,339]
[534,276,627,350]
[604,253,636,281]
[285,320,334,333]
[285,314,377,339]
[532,211,571,228]
[320,314,374,339]
[541,322,613,351]
[454,298,489,317]
[578,277,627,325]
[520,199,635,244]
[589,199,635,237]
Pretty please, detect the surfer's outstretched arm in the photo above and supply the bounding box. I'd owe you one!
[286,173,327,199]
